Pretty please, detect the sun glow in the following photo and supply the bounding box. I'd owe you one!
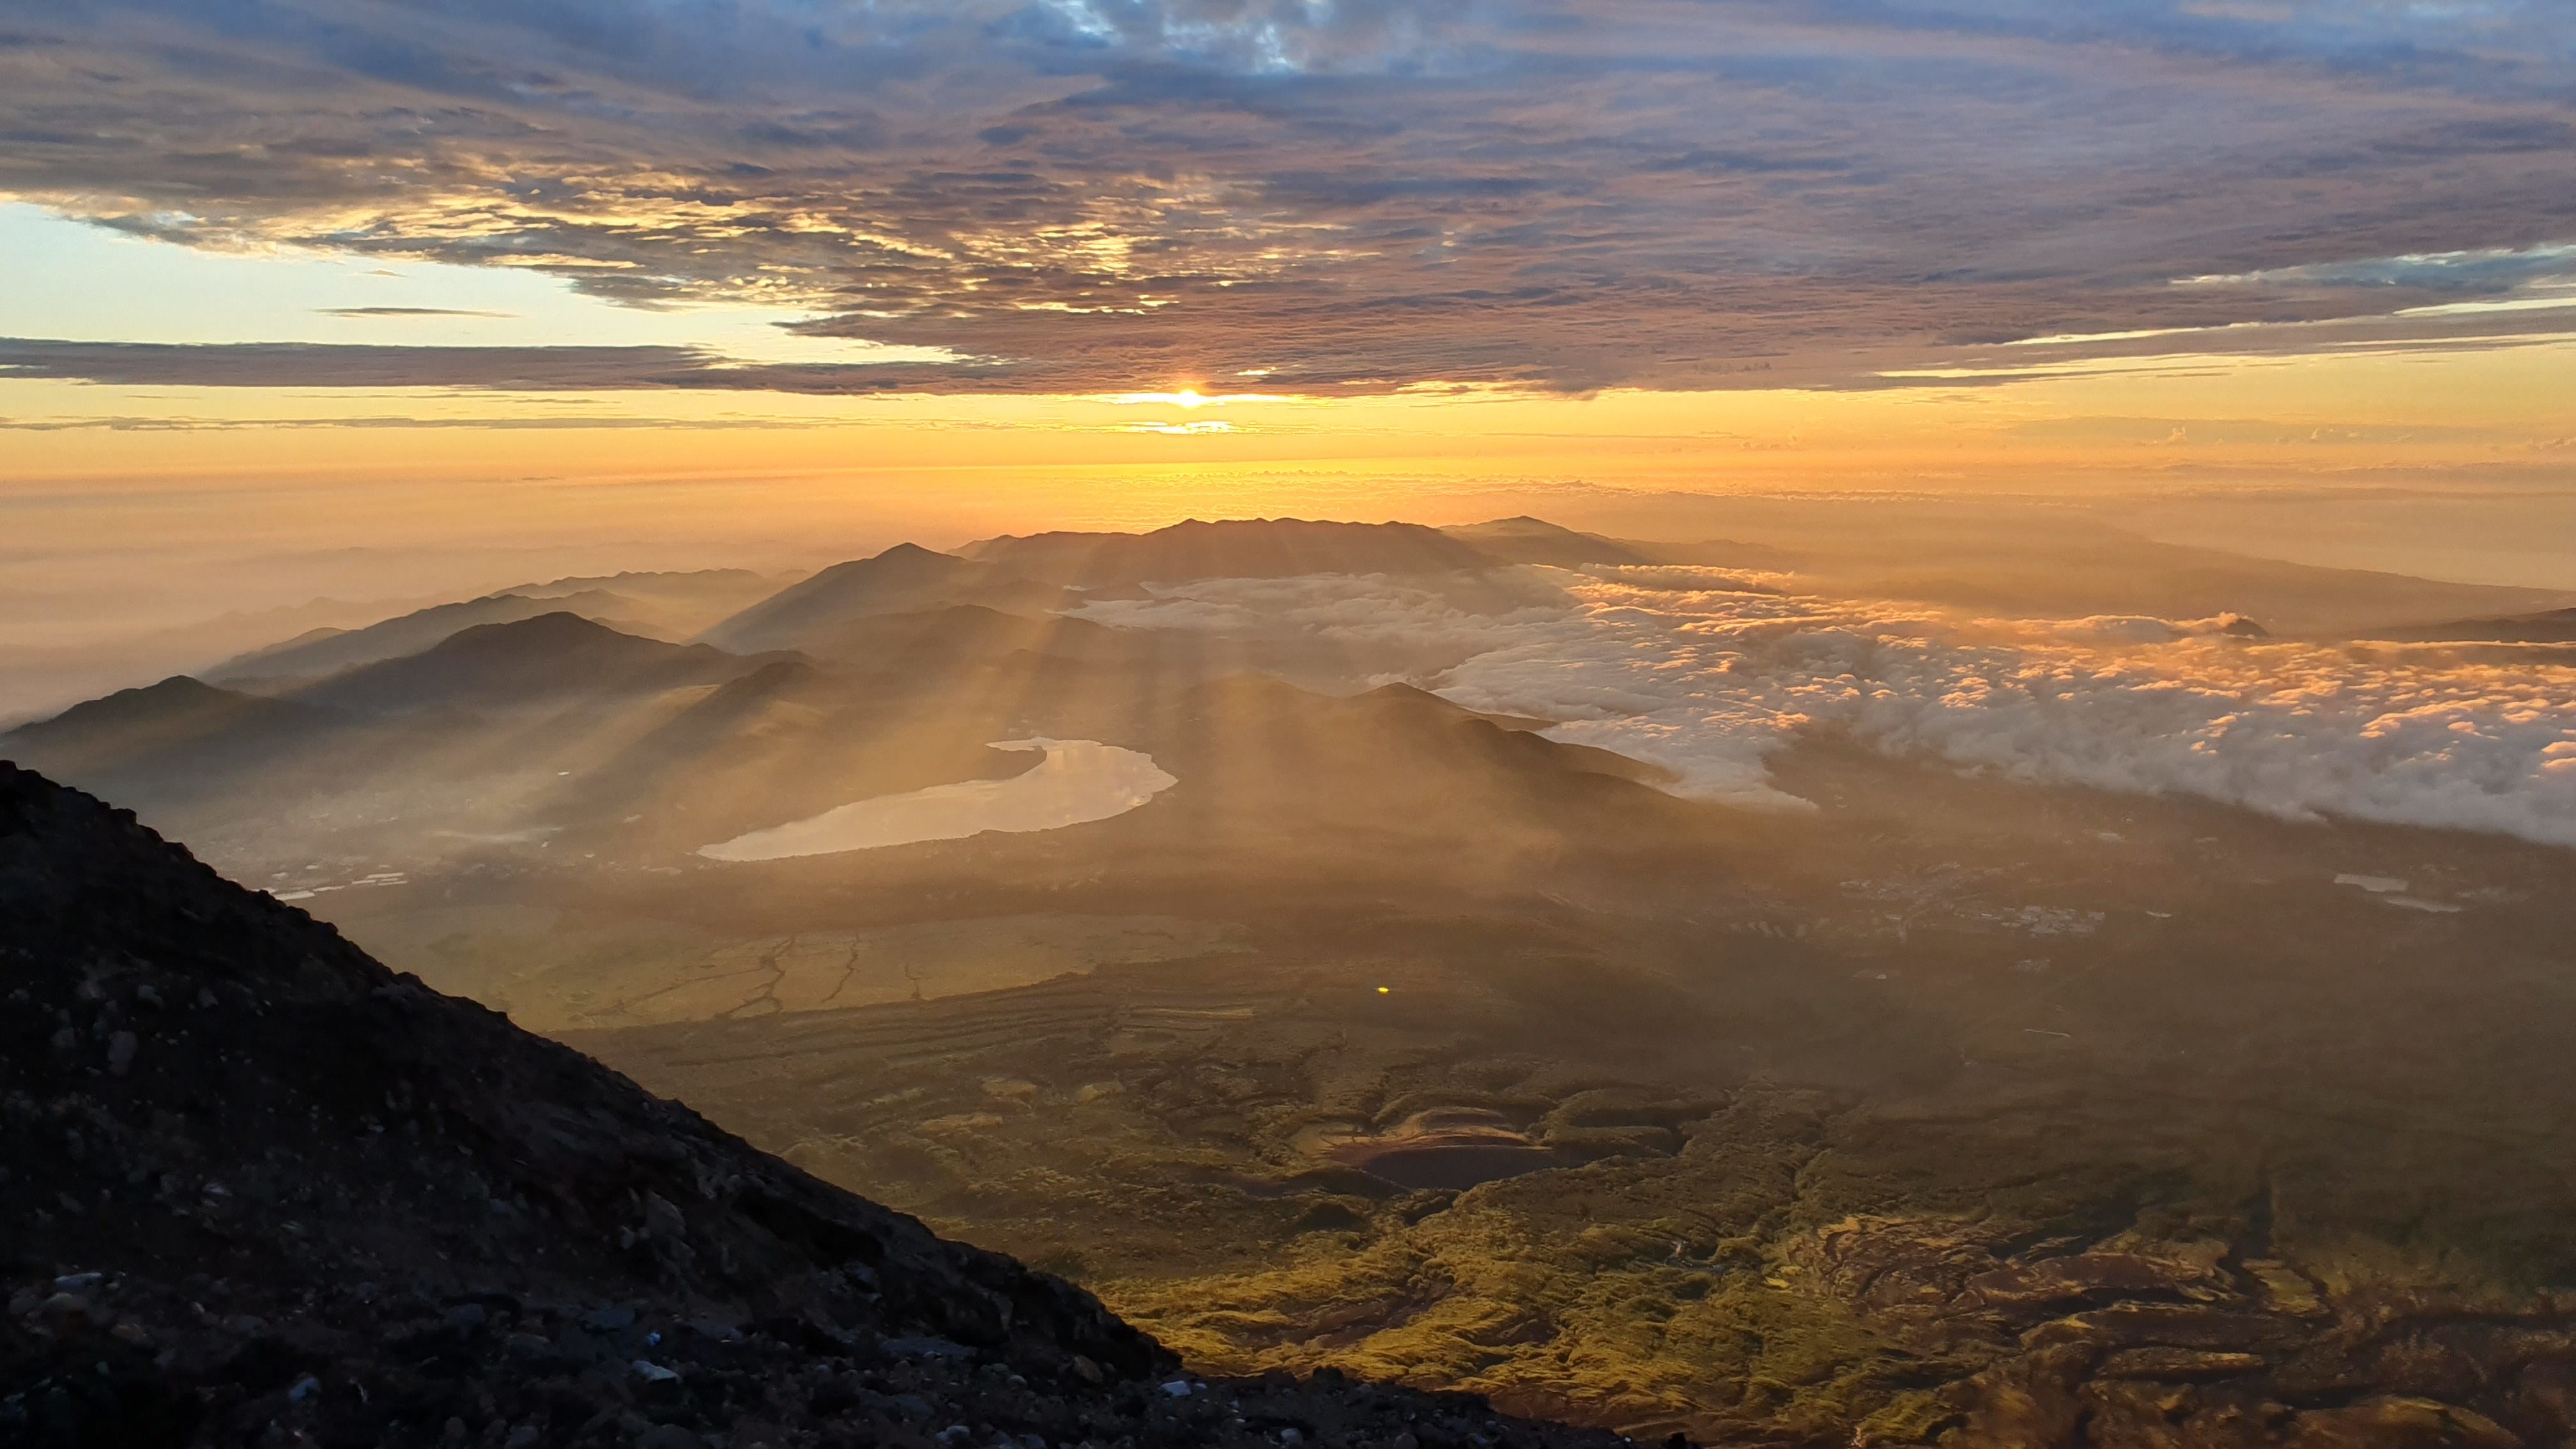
[1100,389,1287,408]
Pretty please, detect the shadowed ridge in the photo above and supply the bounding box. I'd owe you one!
[206,590,652,685]
[1353,679,1556,731]
[1158,674,1687,819]
[0,676,353,788]
[960,518,1496,586]
[776,601,1117,671]
[0,762,1159,1436]
[1439,518,1659,569]
[2364,605,2576,645]
[292,610,758,714]
[425,608,659,654]
[701,544,1064,655]
[0,763,1639,1449]
[210,572,793,687]
[3,675,333,749]
[1347,682,1682,787]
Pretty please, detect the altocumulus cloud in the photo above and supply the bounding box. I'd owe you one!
[5,0,2576,392]
[1074,569,2576,847]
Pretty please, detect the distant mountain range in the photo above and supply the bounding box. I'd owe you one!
[0,525,1685,877]
[210,567,792,686]
[13,509,2571,732]
[8,512,2572,879]
[2363,606,2576,645]
[701,544,1070,656]
[960,518,1501,586]
[295,611,768,716]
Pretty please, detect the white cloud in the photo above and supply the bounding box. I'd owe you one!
[1077,568,2576,845]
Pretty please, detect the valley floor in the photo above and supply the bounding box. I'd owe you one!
[285,738,2576,1447]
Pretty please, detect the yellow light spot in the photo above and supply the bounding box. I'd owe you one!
[1375,985,1391,994]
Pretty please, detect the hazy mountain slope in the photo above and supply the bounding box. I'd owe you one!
[292,611,765,716]
[2363,605,2576,643]
[1119,676,1680,843]
[1575,498,2574,632]
[0,763,1625,1449]
[521,651,1694,871]
[8,598,1689,887]
[10,608,1161,871]
[516,566,801,623]
[716,599,1279,682]
[0,592,462,729]
[0,617,795,865]
[961,519,1496,586]
[702,546,1064,654]
[0,677,356,812]
[211,571,798,686]
[1809,534,2576,634]
[210,590,665,686]
[1610,537,1802,572]
[4,676,341,765]
[1439,518,1658,569]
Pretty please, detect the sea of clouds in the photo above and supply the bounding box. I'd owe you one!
[1070,567,2576,847]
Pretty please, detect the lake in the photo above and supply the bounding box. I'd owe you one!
[700,739,1177,861]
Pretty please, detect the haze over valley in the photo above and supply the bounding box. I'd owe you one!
[12,510,2576,1446]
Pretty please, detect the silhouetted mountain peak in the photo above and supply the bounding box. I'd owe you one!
[866,540,967,568]
[3,676,339,772]
[701,546,1065,656]
[1441,517,1657,568]
[17,674,241,730]
[208,591,645,686]
[962,517,1495,586]
[429,608,650,656]
[782,543,978,596]
[294,613,751,716]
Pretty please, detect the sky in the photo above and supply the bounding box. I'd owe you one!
[5,0,2576,627]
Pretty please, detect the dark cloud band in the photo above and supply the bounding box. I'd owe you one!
[5,1,2574,394]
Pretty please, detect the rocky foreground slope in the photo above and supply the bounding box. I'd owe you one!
[0,762,1632,1449]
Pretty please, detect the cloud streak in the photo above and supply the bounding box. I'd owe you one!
[4,1,2576,392]
[0,339,977,392]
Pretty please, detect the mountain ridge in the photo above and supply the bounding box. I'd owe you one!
[0,761,1631,1449]
[702,547,1068,657]
[292,611,767,716]
[959,519,1496,586]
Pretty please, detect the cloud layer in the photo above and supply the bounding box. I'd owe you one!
[6,1,2576,392]
[1075,568,2576,847]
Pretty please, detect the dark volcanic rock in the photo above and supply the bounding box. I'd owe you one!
[0,763,1631,1449]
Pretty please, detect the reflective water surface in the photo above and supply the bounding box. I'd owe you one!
[700,739,1177,861]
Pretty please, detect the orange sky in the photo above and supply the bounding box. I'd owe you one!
[12,336,2572,554]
